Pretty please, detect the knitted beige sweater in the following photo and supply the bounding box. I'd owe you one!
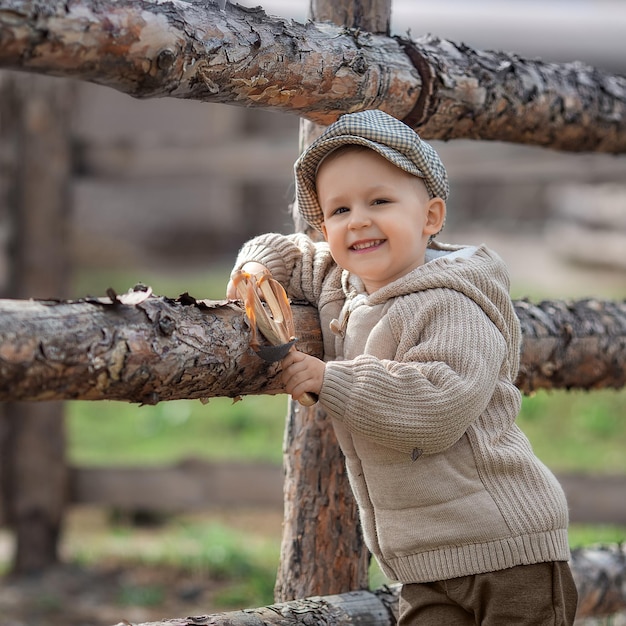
[233,233,571,584]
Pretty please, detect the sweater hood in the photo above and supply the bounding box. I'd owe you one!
[342,241,521,378]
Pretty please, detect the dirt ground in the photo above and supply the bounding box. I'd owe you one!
[0,508,284,626]
[0,561,227,626]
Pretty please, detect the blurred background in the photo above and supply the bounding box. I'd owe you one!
[58,0,626,295]
[0,1,625,625]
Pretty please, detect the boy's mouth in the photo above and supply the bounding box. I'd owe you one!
[350,239,385,252]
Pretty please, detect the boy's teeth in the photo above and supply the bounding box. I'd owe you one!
[352,240,382,250]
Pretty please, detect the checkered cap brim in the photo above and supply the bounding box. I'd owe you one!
[295,109,449,232]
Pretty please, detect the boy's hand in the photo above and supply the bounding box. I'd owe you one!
[226,262,268,300]
[280,350,325,402]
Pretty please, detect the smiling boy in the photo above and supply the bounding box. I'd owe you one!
[226,110,578,625]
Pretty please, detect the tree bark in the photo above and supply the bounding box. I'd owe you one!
[571,543,626,618]
[118,586,400,626]
[275,0,388,603]
[516,298,626,392]
[109,544,626,625]
[0,0,625,151]
[0,295,624,403]
[0,291,323,403]
[0,72,73,573]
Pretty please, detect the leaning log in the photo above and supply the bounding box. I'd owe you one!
[0,291,624,402]
[116,544,626,625]
[0,0,625,151]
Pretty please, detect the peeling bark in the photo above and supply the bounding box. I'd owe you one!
[402,36,626,152]
[0,0,418,123]
[0,290,323,404]
[0,0,625,151]
[0,294,624,403]
[117,586,398,626]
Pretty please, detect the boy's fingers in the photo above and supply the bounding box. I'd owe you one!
[281,350,306,368]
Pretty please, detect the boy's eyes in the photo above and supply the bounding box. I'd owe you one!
[329,199,389,216]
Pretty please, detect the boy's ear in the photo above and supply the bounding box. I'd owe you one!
[321,223,329,241]
[424,197,446,236]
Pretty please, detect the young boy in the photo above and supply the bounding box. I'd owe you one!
[226,110,578,625]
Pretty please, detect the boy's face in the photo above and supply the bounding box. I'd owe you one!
[317,147,446,293]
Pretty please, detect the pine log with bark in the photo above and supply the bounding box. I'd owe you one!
[0,293,624,402]
[516,298,626,392]
[0,0,625,151]
[0,289,323,403]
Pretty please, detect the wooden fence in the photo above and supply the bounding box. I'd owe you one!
[53,461,626,525]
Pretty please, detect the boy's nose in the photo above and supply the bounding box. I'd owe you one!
[348,209,371,229]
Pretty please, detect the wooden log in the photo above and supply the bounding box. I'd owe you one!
[0,0,418,125]
[571,544,626,618]
[274,0,386,603]
[0,0,625,151]
[515,298,626,393]
[64,464,626,526]
[0,289,323,404]
[114,544,626,624]
[69,461,284,513]
[0,71,75,573]
[114,586,399,626]
[0,292,624,403]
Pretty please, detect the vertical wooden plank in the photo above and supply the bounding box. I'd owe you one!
[275,0,392,602]
[0,72,74,573]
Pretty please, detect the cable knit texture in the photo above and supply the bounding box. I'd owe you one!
[233,234,571,583]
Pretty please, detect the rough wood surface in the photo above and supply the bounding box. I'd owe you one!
[114,586,399,626]
[402,35,626,152]
[0,293,624,403]
[0,289,323,404]
[0,0,624,151]
[515,298,626,392]
[114,543,626,624]
[0,0,417,124]
[274,0,383,604]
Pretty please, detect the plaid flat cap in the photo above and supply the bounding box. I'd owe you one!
[295,109,449,232]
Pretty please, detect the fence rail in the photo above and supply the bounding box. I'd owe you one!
[2,460,615,524]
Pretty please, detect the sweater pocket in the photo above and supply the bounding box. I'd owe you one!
[361,434,513,557]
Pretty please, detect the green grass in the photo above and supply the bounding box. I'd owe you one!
[517,388,626,474]
[62,267,626,613]
[68,394,289,466]
[65,513,279,610]
[568,524,626,549]
[70,388,626,475]
[62,374,626,614]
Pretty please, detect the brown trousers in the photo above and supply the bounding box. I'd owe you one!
[398,561,578,625]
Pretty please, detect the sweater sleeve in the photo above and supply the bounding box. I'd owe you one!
[232,232,336,305]
[320,290,512,455]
